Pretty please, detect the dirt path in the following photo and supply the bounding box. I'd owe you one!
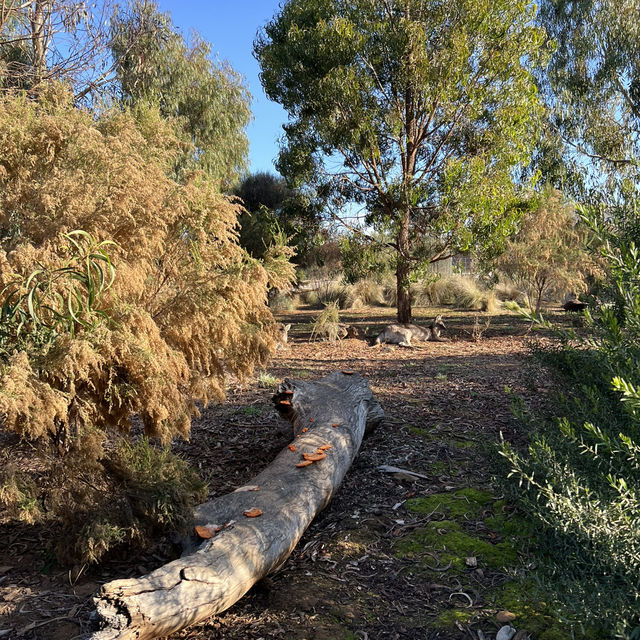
[168,308,553,640]
[0,308,559,640]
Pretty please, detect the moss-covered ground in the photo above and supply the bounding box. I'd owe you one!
[394,481,593,638]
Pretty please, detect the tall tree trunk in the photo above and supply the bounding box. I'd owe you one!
[396,206,412,324]
[30,0,48,87]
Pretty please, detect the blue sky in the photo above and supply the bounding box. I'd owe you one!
[156,1,287,176]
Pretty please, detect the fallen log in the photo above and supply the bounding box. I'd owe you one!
[88,371,384,640]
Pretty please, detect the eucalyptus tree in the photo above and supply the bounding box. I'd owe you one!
[0,0,116,98]
[539,0,640,180]
[110,0,251,188]
[256,0,546,322]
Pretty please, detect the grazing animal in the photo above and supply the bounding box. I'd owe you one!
[373,316,446,347]
[276,323,292,349]
[563,299,587,312]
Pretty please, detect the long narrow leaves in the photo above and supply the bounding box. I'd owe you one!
[0,230,118,349]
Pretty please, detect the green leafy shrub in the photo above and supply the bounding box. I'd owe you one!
[499,204,640,638]
[340,233,394,284]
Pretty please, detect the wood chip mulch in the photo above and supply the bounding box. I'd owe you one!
[0,308,556,640]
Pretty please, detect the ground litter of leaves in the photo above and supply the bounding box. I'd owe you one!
[0,307,564,640]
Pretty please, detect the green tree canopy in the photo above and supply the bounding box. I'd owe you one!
[256,0,547,322]
[539,0,640,182]
[234,171,322,262]
[110,0,251,188]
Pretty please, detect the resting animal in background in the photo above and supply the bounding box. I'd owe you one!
[276,323,292,349]
[336,324,368,340]
[563,299,587,312]
[372,315,446,347]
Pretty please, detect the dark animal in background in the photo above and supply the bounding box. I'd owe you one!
[563,299,587,312]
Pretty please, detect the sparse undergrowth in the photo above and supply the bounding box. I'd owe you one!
[0,436,207,566]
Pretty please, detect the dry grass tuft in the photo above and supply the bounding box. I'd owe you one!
[344,278,384,308]
[417,275,496,311]
[310,301,342,342]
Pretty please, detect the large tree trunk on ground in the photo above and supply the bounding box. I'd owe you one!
[88,371,384,640]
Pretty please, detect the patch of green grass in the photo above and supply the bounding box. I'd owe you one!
[405,488,493,518]
[455,488,494,505]
[257,371,279,388]
[399,489,522,571]
[431,461,448,474]
[398,485,593,637]
[292,369,313,379]
[433,608,473,629]
[408,426,435,437]
[240,405,264,417]
[453,439,476,449]
[485,512,536,539]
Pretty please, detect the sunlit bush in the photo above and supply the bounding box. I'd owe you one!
[0,85,292,562]
[499,203,640,637]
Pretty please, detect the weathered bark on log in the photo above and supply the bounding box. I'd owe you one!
[88,371,383,640]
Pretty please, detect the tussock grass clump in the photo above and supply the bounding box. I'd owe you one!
[420,275,481,307]
[301,281,349,308]
[418,275,496,311]
[344,278,384,308]
[381,277,399,307]
[480,291,498,313]
[320,282,348,308]
[300,289,320,306]
[310,301,342,342]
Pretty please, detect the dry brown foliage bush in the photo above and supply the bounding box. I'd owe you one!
[0,85,293,562]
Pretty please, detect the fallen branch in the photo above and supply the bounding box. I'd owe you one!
[377,465,429,479]
[88,371,384,640]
